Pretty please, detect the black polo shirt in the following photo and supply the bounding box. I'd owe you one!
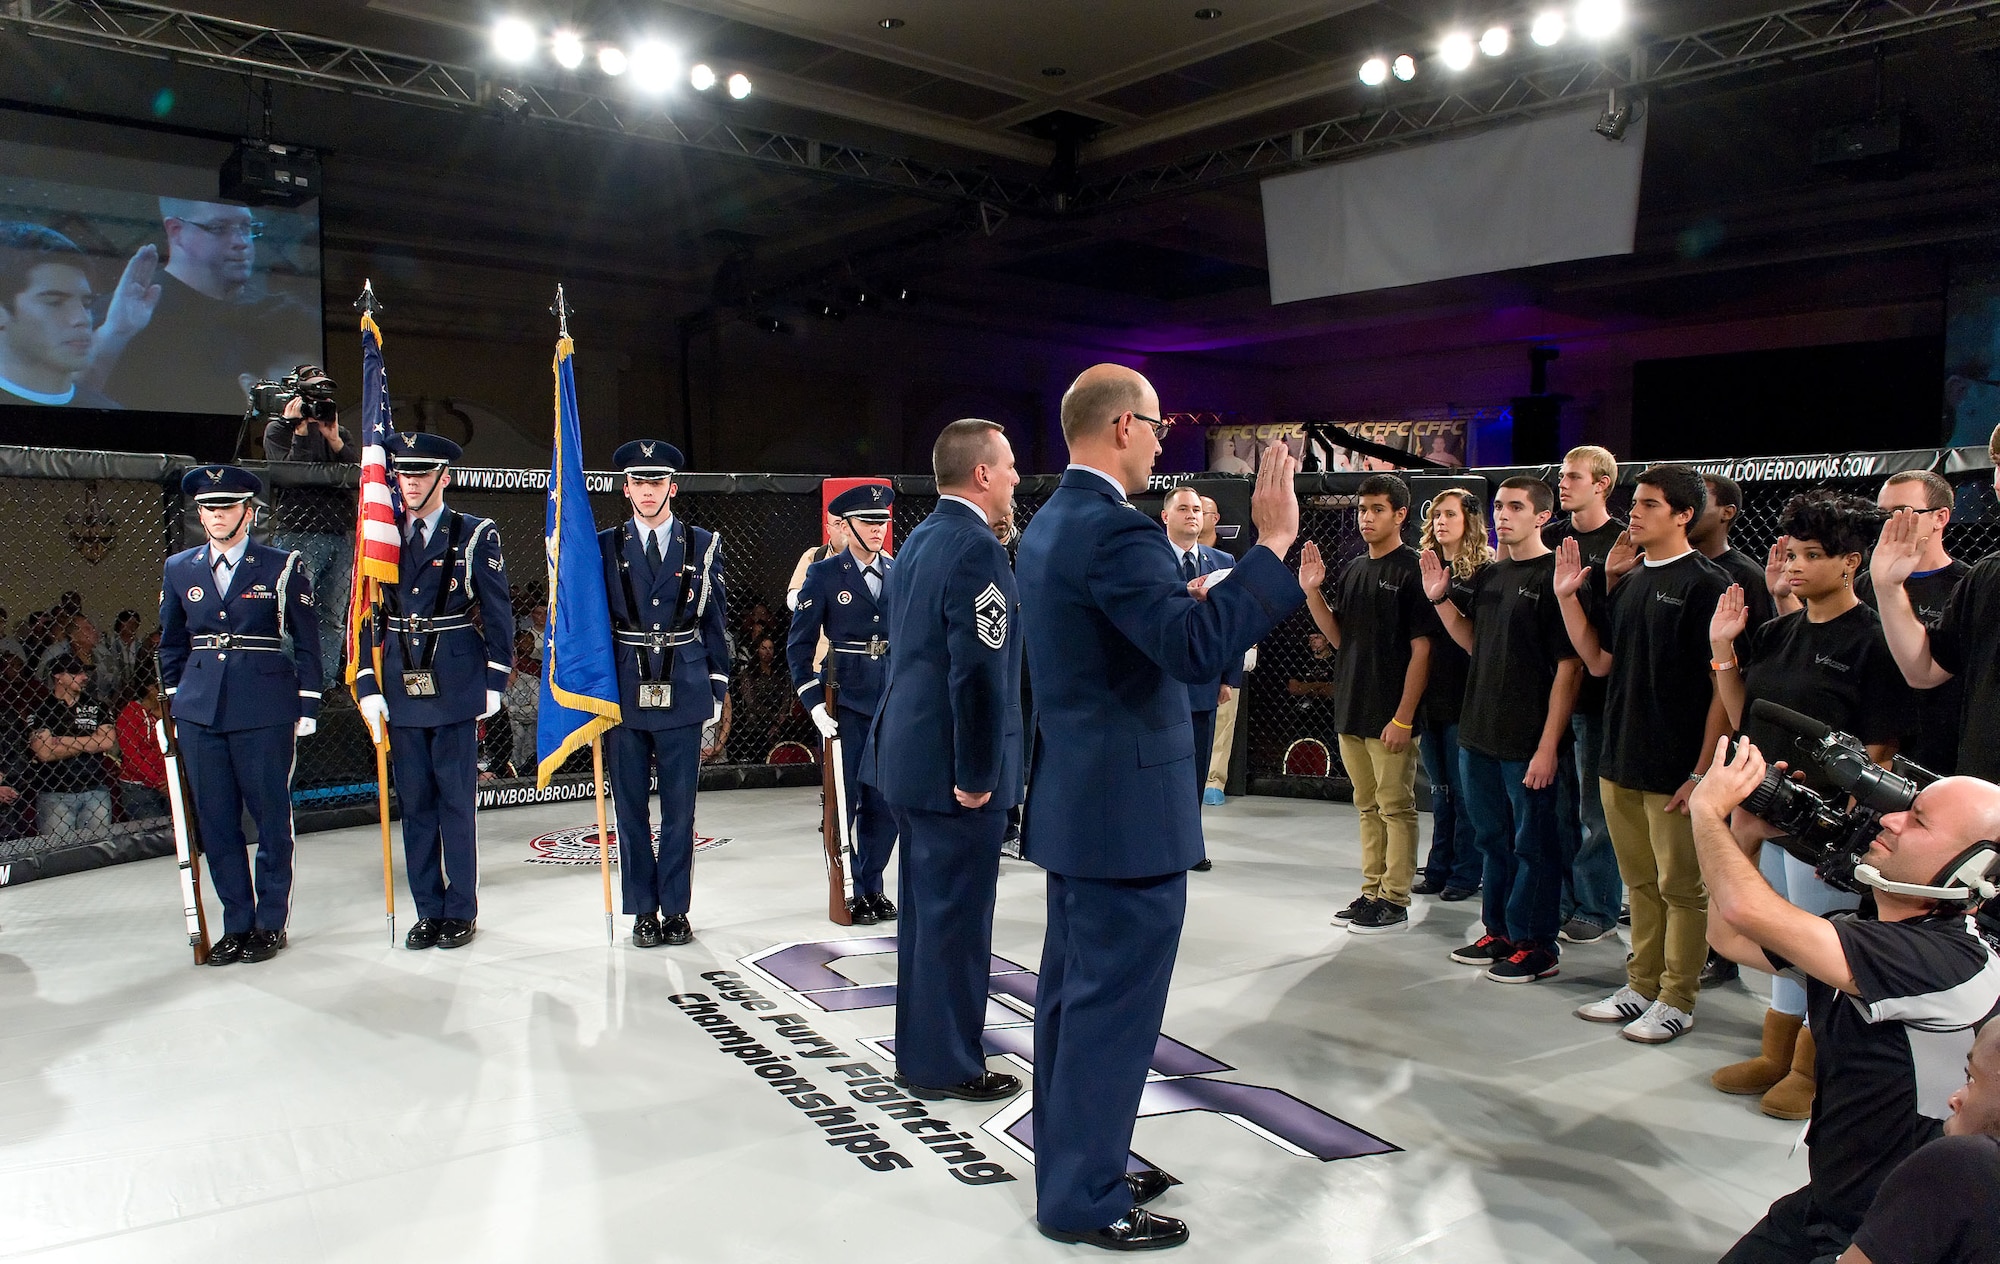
[1859,561,1973,776]
[1457,554,1579,763]
[1737,603,1909,793]
[1598,550,1729,795]
[1328,545,1432,738]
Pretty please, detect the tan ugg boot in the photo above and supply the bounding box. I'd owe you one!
[1711,1010,1802,1095]
[1761,1025,1817,1120]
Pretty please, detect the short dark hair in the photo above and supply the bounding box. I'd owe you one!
[0,222,87,313]
[115,609,140,629]
[45,653,86,677]
[1701,473,1742,512]
[1636,462,1707,523]
[932,418,1004,487]
[1357,473,1411,512]
[1883,470,1953,512]
[1497,475,1554,514]
[1780,489,1884,557]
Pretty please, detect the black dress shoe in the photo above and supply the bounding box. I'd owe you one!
[436,919,476,950]
[632,913,663,948]
[1037,1208,1188,1251]
[241,929,287,963]
[1410,874,1446,896]
[1699,950,1739,988]
[847,896,879,926]
[206,932,249,966]
[1439,885,1478,902]
[405,918,441,950]
[870,892,898,921]
[1190,858,1212,872]
[661,914,693,946]
[893,1071,1020,1102]
[1125,1168,1178,1207]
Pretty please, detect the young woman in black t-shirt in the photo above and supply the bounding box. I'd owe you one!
[1411,489,1491,900]
[1709,490,1903,1120]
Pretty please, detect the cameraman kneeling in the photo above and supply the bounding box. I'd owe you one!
[1692,738,2000,1264]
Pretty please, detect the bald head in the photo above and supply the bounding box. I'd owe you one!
[1061,364,1151,444]
[1874,777,2000,901]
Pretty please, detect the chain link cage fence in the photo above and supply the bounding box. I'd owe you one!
[1,444,1992,884]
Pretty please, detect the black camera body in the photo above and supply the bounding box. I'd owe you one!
[1735,699,1933,894]
[246,365,337,424]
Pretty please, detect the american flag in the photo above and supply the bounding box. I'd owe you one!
[345,307,403,696]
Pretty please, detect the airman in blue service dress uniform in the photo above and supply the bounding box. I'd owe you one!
[863,420,1025,1103]
[158,465,322,966]
[356,433,514,951]
[1162,487,1243,868]
[787,483,899,924]
[1017,365,1305,1251]
[598,440,730,948]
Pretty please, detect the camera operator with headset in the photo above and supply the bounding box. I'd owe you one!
[1690,725,2000,1264]
[259,365,354,466]
[258,365,355,681]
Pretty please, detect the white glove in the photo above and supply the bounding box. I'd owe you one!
[482,690,502,720]
[1244,647,1259,673]
[810,703,839,740]
[359,694,389,744]
[294,717,317,738]
[154,719,169,755]
[712,698,725,725]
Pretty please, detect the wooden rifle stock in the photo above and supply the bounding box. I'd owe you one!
[821,659,852,925]
[156,709,212,964]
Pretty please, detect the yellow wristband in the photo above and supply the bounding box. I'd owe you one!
[1389,718,1413,730]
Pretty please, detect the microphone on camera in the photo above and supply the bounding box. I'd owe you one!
[1749,699,1832,743]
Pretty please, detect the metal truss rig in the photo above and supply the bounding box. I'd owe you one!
[0,0,1043,206]
[3,0,1997,215]
[1075,0,2000,210]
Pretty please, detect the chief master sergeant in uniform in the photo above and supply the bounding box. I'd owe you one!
[599,440,730,948]
[864,419,1024,1103]
[356,433,513,951]
[158,464,322,965]
[788,483,899,924]
[1017,364,1308,1250]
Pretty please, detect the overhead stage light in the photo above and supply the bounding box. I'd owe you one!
[631,42,677,92]
[1439,32,1474,71]
[1480,26,1510,57]
[1531,10,1565,45]
[690,63,716,91]
[727,72,753,100]
[492,17,538,64]
[551,30,584,70]
[1575,0,1624,39]
[1358,57,1388,87]
[1391,54,1416,82]
[598,46,628,76]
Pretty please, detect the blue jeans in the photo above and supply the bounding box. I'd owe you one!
[1761,846,1859,1016]
[37,788,114,840]
[1418,720,1482,890]
[1558,710,1622,929]
[1458,748,1564,948]
[273,529,351,680]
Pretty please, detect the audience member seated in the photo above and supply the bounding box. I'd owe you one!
[28,653,118,840]
[732,634,794,761]
[114,665,169,820]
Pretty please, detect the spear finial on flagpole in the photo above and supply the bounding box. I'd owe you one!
[354,279,383,314]
[552,283,572,339]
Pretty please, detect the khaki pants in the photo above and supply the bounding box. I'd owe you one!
[1338,734,1420,907]
[1206,691,1238,791]
[1600,779,1709,1014]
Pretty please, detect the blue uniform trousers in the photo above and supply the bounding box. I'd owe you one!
[607,723,700,917]
[892,804,1006,1088]
[1191,708,1216,805]
[390,719,480,922]
[180,720,295,935]
[1459,747,1565,949]
[837,703,895,897]
[1033,870,1187,1233]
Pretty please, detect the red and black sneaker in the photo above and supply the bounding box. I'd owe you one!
[1449,933,1511,966]
[1486,944,1561,984]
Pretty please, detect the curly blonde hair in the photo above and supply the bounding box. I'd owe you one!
[1421,488,1493,579]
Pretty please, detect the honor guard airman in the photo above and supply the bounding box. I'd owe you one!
[356,433,514,951]
[787,483,899,924]
[599,440,730,948]
[158,465,322,966]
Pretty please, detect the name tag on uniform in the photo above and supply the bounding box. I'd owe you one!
[402,670,438,697]
[638,683,673,709]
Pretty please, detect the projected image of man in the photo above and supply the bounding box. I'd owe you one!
[0,223,119,408]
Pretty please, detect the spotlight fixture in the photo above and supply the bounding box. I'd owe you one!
[1194,7,1222,18]
[1439,31,1474,71]
[1594,90,1632,139]
[878,17,905,29]
[816,302,845,321]
[1391,54,1416,82]
[494,86,531,116]
[754,315,790,334]
[727,72,753,99]
[1575,0,1625,39]
[630,42,677,92]
[551,29,584,70]
[1359,56,1388,86]
[1480,26,1510,57]
[690,62,716,91]
[598,45,628,76]
[1530,10,1565,45]
[491,16,538,64]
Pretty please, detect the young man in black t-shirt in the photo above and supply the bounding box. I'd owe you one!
[1694,473,1777,637]
[1557,463,1728,1044]
[1691,742,2000,1264]
[1305,474,1433,934]
[1425,476,1583,982]
[28,654,118,840]
[1543,445,1628,944]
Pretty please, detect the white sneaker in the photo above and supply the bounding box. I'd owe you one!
[1574,986,1650,1024]
[1621,1000,1696,1045]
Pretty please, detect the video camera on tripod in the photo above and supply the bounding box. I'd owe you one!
[1736,699,1999,905]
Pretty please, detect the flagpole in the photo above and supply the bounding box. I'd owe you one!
[592,735,613,946]
[355,280,397,948]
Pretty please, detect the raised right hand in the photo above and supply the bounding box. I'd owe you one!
[1250,442,1299,559]
[1418,547,1449,602]
[1870,510,1925,590]
[97,244,161,342]
[1764,537,1793,600]
[1551,536,1591,599]
[1709,584,1749,652]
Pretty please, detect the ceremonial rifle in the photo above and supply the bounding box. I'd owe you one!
[155,708,211,964]
[820,653,854,925]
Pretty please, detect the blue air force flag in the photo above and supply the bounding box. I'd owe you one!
[536,335,621,785]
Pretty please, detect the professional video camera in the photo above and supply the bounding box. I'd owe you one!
[1736,699,1998,905]
[246,364,337,424]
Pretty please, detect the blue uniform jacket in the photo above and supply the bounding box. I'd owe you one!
[787,548,894,716]
[356,509,515,726]
[1017,470,1302,878]
[863,499,1022,814]
[1180,541,1245,713]
[598,516,730,732]
[159,540,323,731]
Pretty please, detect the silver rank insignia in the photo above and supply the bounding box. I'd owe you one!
[974,582,1007,650]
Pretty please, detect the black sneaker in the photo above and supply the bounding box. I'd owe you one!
[1699,951,1739,989]
[1332,896,1374,923]
[1348,901,1409,934]
[1450,933,1511,965]
[1558,917,1615,945]
[1617,903,1631,927]
[1486,945,1560,983]
[1439,885,1479,902]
